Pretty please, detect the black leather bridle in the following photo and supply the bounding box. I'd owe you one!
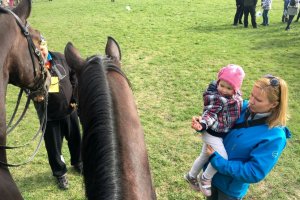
[0,7,49,167]
[5,8,48,93]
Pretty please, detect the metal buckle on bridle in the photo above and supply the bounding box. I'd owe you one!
[35,47,41,56]
[23,30,29,36]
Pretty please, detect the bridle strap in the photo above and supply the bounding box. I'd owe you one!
[87,55,131,88]
[0,95,47,150]
[6,89,24,133]
[0,8,49,167]
[6,90,31,135]
[0,96,48,167]
[4,8,28,34]
[106,64,132,88]
[5,8,46,85]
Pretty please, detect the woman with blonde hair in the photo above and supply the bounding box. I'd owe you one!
[191,74,291,200]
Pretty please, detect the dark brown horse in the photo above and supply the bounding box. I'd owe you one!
[0,0,50,199]
[64,37,156,200]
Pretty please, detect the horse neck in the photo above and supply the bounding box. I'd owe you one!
[0,16,17,149]
[79,64,123,200]
[0,18,36,89]
[0,54,22,200]
[108,72,156,200]
[0,12,17,166]
[0,35,26,200]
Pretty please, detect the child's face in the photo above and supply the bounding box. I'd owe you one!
[217,80,235,97]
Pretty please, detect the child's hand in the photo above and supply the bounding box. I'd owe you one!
[192,123,202,131]
[191,116,202,131]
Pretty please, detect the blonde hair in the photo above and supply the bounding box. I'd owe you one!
[254,76,289,128]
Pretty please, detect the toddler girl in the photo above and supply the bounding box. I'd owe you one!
[184,64,245,197]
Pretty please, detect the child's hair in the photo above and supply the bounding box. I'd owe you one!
[254,75,289,128]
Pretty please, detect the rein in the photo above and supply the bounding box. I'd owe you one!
[106,64,132,88]
[0,8,49,167]
[0,98,48,167]
[6,90,26,134]
[6,89,30,135]
[5,8,46,81]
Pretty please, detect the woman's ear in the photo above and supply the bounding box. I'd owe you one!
[271,101,279,109]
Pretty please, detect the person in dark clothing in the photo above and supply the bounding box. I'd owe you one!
[285,0,299,30]
[233,0,244,26]
[296,7,300,22]
[282,0,290,22]
[243,0,258,28]
[36,36,82,190]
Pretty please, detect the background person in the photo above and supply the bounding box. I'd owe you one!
[285,0,299,30]
[243,0,258,28]
[233,0,244,26]
[185,64,245,197]
[192,75,291,200]
[261,0,272,26]
[37,36,82,190]
[282,0,290,22]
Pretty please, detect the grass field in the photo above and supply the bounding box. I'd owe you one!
[5,0,300,199]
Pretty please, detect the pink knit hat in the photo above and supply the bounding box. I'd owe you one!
[217,64,245,92]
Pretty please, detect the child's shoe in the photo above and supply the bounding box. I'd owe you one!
[184,173,200,191]
[199,173,212,197]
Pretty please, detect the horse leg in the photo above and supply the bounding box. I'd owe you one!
[0,80,23,199]
[0,168,23,200]
[0,136,23,200]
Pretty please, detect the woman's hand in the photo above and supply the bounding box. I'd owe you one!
[206,145,215,156]
[70,103,77,110]
[33,95,44,102]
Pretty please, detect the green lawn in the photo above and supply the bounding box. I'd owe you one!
[5,0,300,199]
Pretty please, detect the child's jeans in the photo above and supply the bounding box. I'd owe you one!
[262,9,269,25]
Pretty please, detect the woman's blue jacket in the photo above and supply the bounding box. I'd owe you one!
[209,101,291,198]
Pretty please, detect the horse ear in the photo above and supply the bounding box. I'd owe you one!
[105,36,122,63]
[64,42,85,73]
[13,0,32,22]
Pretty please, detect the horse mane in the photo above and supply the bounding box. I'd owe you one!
[79,56,122,199]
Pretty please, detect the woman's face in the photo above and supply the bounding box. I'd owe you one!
[39,43,49,62]
[249,86,277,113]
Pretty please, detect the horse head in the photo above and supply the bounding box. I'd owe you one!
[64,36,122,74]
[0,1,50,199]
[64,37,156,200]
[63,42,85,77]
[105,36,122,67]
[0,0,50,97]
